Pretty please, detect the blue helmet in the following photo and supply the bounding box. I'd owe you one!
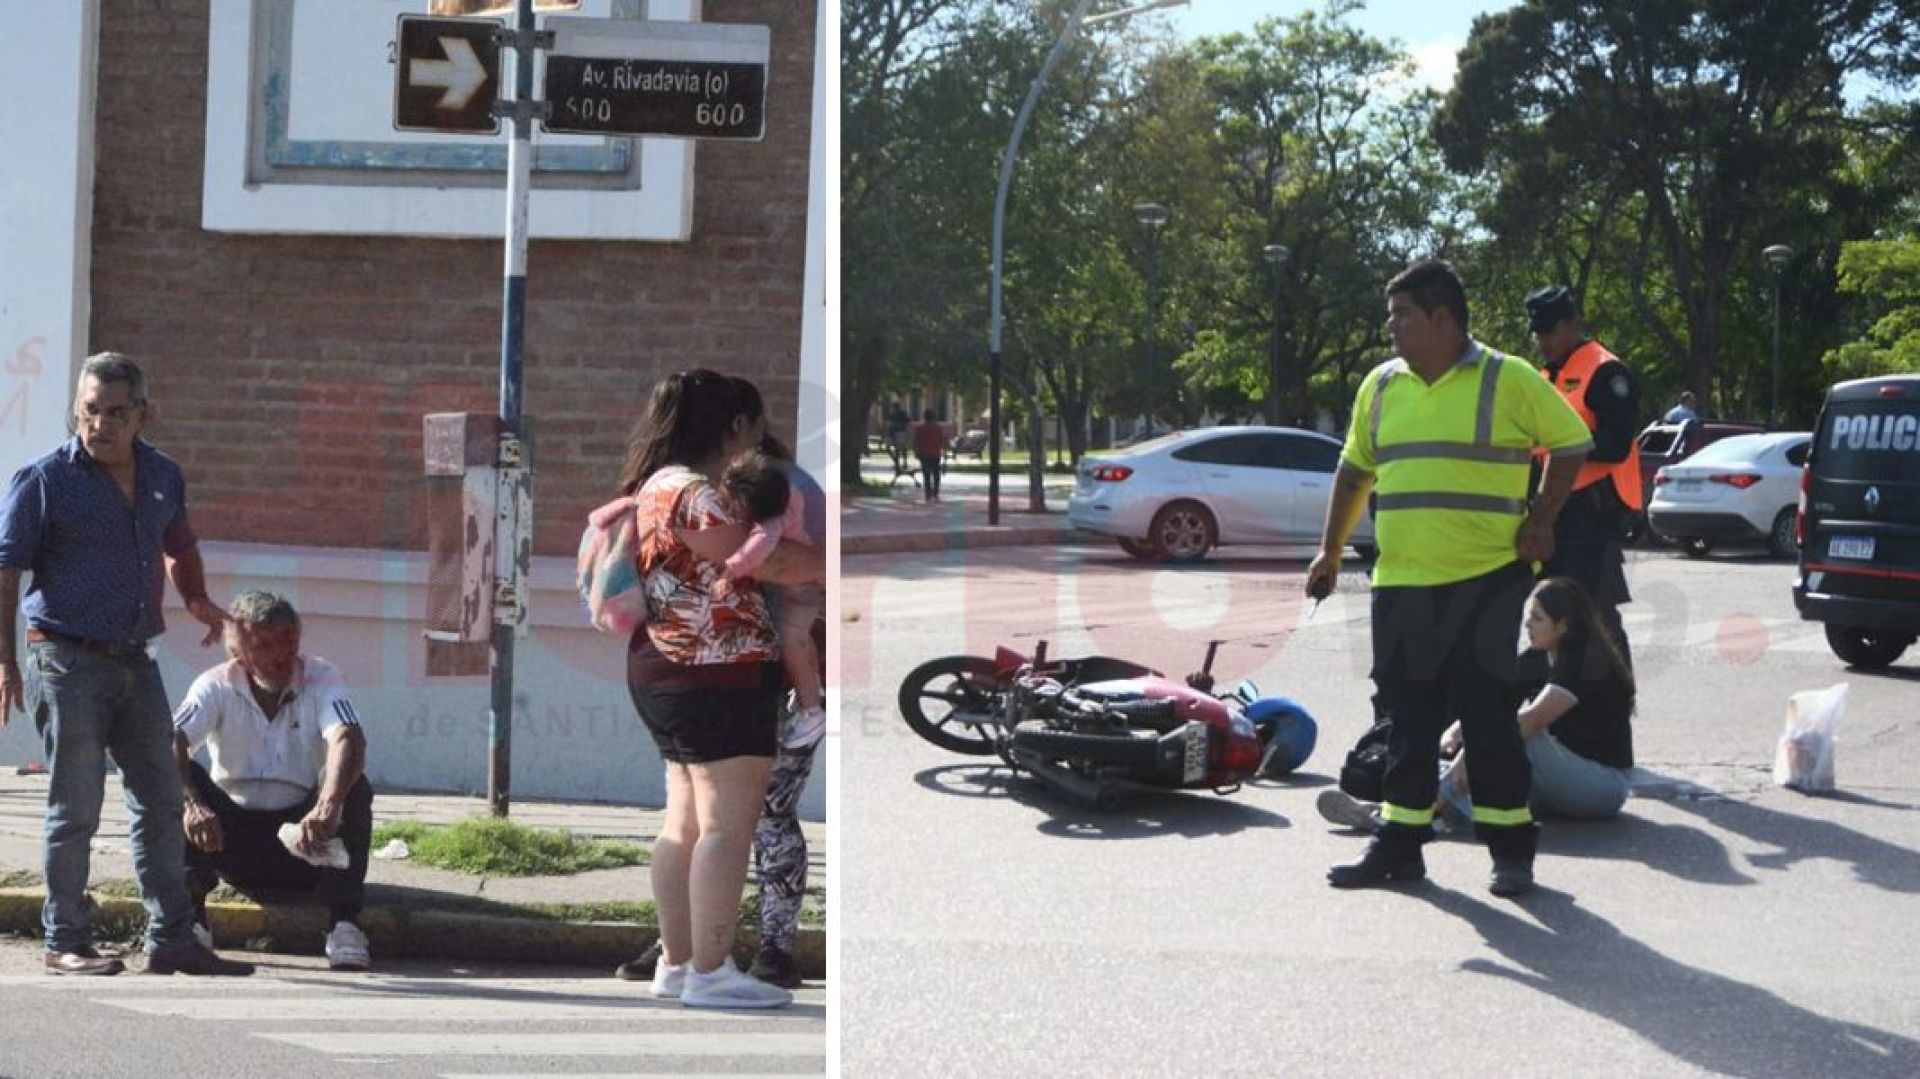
[1245,697,1317,777]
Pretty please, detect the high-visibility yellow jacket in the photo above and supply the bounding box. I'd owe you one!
[1341,341,1592,587]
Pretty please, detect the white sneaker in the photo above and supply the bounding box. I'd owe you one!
[785,705,826,750]
[651,958,687,999]
[1316,789,1383,833]
[680,957,792,1009]
[324,921,370,971]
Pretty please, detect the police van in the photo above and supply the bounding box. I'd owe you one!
[1793,374,1920,668]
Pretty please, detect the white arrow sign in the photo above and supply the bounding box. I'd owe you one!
[411,37,488,111]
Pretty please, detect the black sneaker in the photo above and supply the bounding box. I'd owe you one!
[747,945,800,989]
[1489,863,1535,897]
[145,943,254,977]
[614,939,663,981]
[1327,833,1427,889]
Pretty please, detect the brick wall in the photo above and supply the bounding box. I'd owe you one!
[88,0,814,555]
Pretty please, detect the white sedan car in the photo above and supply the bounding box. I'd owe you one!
[1645,431,1811,559]
[1068,427,1376,562]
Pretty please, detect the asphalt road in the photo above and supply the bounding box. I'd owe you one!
[0,938,825,1078]
[839,541,1920,1077]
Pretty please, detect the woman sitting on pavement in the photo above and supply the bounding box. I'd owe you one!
[1320,575,1636,830]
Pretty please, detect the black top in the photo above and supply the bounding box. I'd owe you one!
[1545,647,1635,769]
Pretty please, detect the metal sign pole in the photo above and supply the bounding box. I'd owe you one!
[488,0,538,817]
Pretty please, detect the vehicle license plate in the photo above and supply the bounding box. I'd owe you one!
[1828,536,1875,560]
[1180,723,1210,783]
[1674,479,1702,493]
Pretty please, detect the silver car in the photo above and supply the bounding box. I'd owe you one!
[1068,426,1377,562]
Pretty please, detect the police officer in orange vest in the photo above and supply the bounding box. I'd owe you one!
[1524,285,1641,665]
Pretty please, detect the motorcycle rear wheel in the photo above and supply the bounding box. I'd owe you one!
[897,655,1004,756]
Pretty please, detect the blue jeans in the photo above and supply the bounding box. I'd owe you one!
[27,639,195,952]
[1443,732,1631,824]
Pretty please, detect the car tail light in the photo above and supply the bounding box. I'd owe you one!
[1653,468,1669,487]
[1796,466,1809,547]
[1708,473,1762,489]
[1090,465,1133,483]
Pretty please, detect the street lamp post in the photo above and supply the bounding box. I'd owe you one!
[987,0,1187,524]
[1135,203,1170,437]
[1764,243,1793,430]
[1263,243,1290,426]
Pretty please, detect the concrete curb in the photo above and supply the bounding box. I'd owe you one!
[0,887,824,978]
[843,522,1085,555]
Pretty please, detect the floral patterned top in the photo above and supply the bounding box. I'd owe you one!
[634,465,777,666]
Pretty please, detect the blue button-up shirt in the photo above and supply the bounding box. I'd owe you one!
[0,437,198,643]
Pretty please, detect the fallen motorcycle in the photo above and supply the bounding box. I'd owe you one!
[896,640,1316,811]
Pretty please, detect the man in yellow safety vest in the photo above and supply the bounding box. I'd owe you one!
[1306,260,1592,896]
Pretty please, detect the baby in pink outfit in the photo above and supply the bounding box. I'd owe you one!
[721,452,824,747]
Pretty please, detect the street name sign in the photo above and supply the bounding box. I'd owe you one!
[394,15,503,134]
[541,18,769,141]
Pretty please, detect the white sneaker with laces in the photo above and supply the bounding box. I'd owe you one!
[680,957,792,1009]
[324,921,371,971]
[785,705,826,750]
[651,958,687,999]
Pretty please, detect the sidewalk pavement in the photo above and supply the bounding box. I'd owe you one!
[0,769,824,977]
[845,458,1085,555]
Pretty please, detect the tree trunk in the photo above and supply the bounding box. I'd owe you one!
[1026,395,1047,512]
[843,335,882,489]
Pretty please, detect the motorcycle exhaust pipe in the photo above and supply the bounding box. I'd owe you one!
[1009,746,1117,809]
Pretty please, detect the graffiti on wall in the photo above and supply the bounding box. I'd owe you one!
[2,336,45,436]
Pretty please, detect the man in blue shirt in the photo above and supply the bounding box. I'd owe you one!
[1663,391,1698,424]
[0,352,252,976]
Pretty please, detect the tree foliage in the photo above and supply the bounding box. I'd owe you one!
[1432,0,1920,422]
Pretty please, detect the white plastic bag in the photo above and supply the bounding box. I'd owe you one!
[1773,683,1847,792]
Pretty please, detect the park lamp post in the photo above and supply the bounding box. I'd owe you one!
[987,0,1188,525]
[1135,202,1171,438]
[1764,243,1793,430]
[1263,243,1290,426]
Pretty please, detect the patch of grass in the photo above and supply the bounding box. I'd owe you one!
[372,817,649,877]
[0,870,37,890]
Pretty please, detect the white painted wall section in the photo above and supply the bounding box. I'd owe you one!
[0,1,97,474]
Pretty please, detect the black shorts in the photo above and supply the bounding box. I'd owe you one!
[627,645,782,763]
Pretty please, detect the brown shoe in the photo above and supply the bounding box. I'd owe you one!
[145,943,254,977]
[45,948,126,976]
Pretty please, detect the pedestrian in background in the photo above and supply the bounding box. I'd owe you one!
[0,352,253,976]
[612,369,821,1009]
[1305,261,1591,897]
[1525,284,1641,667]
[913,409,946,501]
[1663,390,1698,424]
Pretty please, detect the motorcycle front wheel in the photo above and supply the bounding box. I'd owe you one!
[897,655,1004,756]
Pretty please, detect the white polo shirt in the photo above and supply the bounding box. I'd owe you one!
[172,655,362,811]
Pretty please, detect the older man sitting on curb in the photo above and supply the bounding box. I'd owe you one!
[171,591,374,970]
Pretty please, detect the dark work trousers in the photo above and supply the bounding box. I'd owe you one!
[753,738,818,954]
[1543,482,1633,667]
[183,761,373,926]
[917,455,942,500]
[1372,561,1536,841]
